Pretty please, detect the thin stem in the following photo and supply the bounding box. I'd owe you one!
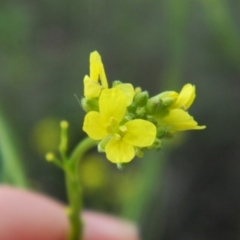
[65,137,97,240]
[45,153,65,170]
[65,166,82,240]
[69,137,97,167]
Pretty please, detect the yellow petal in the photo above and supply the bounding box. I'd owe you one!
[90,51,101,81]
[115,83,135,106]
[83,75,101,98]
[123,119,156,147]
[90,51,108,88]
[171,84,196,110]
[105,138,135,163]
[157,91,178,101]
[99,88,127,123]
[159,109,206,132]
[83,112,108,140]
[99,62,108,89]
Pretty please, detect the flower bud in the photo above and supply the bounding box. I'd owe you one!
[162,97,176,107]
[135,148,144,158]
[152,138,162,150]
[59,121,69,153]
[45,152,55,162]
[136,109,147,119]
[112,80,122,87]
[145,97,163,115]
[146,138,162,150]
[147,117,158,125]
[157,91,178,108]
[134,87,142,94]
[127,102,137,113]
[157,126,168,138]
[134,91,149,107]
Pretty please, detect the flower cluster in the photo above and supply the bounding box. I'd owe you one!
[81,51,205,165]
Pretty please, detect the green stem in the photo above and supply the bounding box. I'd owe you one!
[65,137,97,240]
[69,137,97,166]
[65,167,82,240]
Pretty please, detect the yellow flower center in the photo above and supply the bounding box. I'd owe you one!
[106,117,119,134]
[106,117,127,140]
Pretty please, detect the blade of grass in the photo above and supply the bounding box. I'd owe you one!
[0,105,28,188]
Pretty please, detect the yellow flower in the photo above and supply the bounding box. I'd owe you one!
[83,88,156,163]
[83,51,135,105]
[159,109,206,133]
[83,51,108,98]
[170,84,196,110]
[154,84,205,133]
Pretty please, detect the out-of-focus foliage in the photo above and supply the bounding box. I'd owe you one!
[1,0,240,239]
[0,105,27,187]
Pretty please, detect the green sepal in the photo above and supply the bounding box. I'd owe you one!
[98,136,111,152]
[81,97,99,112]
[117,163,128,170]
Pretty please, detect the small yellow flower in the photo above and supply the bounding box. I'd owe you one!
[83,51,135,105]
[159,109,206,133]
[170,84,196,110]
[83,51,108,98]
[155,84,205,133]
[83,88,156,163]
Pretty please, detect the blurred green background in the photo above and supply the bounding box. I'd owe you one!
[1,1,240,239]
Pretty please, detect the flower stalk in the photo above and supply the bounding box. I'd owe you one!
[46,122,97,240]
[65,165,82,240]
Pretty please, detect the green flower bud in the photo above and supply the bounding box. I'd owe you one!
[127,102,137,113]
[162,97,176,107]
[157,126,168,138]
[136,108,147,119]
[134,91,149,107]
[112,80,123,87]
[157,91,178,108]
[81,98,99,112]
[146,138,162,150]
[45,152,55,162]
[145,97,163,115]
[153,138,162,150]
[134,87,142,94]
[135,148,144,158]
[147,117,158,125]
